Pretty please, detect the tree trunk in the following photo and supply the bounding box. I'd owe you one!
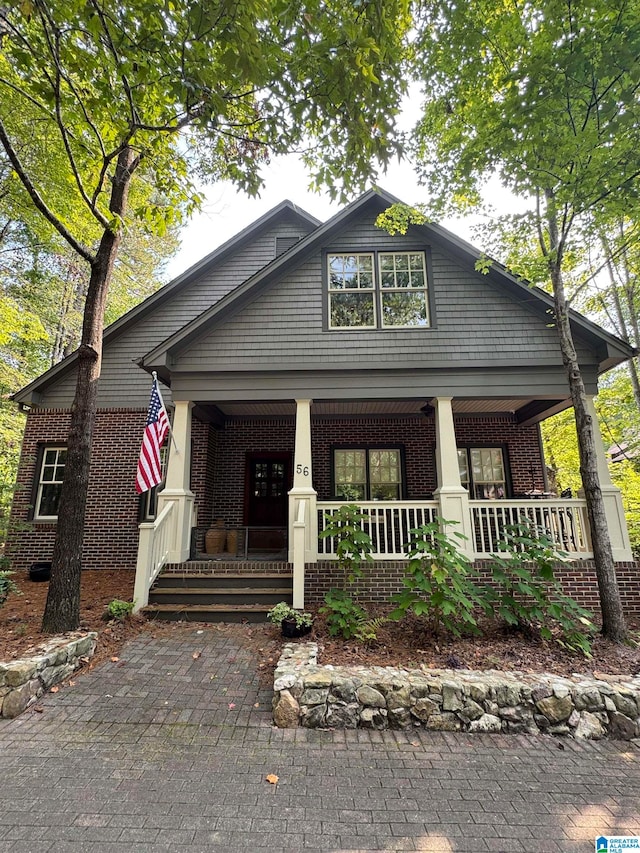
[608,264,640,416]
[42,147,136,633]
[547,224,627,642]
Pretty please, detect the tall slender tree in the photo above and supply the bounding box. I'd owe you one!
[411,0,640,640]
[0,0,412,632]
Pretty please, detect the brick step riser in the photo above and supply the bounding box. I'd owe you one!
[148,591,292,606]
[153,575,293,591]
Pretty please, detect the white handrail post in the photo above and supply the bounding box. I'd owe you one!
[133,522,154,612]
[157,400,195,563]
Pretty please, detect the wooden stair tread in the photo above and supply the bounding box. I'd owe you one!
[150,586,292,595]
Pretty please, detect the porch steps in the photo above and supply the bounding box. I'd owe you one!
[144,568,293,623]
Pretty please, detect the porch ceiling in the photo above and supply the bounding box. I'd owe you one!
[200,397,569,421]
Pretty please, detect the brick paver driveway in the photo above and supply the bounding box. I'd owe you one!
[0,627,638,852]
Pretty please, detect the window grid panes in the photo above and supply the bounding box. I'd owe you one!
[328,251,429,329]
[35,447,66,519]
[334,449,401,500]
[379,253,429,327]
[328,254,376,329]
[458,447,506,499]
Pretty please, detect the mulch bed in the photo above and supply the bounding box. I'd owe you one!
[1,571,639,688]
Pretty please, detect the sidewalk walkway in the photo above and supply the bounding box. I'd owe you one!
[0,626,638,852]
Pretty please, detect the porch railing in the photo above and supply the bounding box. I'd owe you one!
[133,501,175,612]
[317,500,439,559]
[316,497,593,561]
[470,499,593,559]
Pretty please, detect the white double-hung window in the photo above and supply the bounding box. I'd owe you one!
[328,253,376,328]
[34,446,66,519]
[328,251,429,329]
[378,252,429,327]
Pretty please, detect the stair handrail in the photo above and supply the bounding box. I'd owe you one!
[133,501,175,612]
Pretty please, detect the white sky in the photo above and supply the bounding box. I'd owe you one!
[166,153,524,280]
[166,89,527,280]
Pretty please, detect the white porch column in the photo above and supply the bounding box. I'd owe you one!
[157,400,195,563]
[581,396,633,561]
[288,399,318,607]
[432,397,474,556]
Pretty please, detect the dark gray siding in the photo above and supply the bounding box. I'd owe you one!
[171,365,599,401]
[172,213,596,375]
[39,216,309,408]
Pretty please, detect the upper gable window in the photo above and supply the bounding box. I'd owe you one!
[328,254,376,329]
[327,251,429,329]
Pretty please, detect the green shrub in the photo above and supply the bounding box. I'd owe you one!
[0,570,20,608]
[267,602,314,629]
[390,521,488,637]
[319,503,373,585]
[105,599,135,621]
[487,524,595,656]
[320,588,373,640]
[319,504,377,640]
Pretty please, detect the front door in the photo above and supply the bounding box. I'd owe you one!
[245,453,291,550]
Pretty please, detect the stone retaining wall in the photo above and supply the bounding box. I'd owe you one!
[273,643,640,741]
[0,633,97,719]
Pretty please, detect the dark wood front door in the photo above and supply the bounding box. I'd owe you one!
[245,453,291,529]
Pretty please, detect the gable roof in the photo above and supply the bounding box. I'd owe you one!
[142,187,635,383]
[13,200,320,405]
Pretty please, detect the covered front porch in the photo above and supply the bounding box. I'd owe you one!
[133,394,633,612]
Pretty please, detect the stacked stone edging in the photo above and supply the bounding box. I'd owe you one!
[273,643,640,741]
[0,632,97,719]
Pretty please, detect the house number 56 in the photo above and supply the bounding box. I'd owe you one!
[296,464,309,476]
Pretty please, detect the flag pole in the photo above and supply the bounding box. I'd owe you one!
[152,371,178,450]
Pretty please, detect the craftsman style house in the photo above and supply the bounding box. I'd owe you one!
[8,189,638,617]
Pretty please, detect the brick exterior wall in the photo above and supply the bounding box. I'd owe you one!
[7,408,147,573]
[3,408,568,576]
[305,560,640,618]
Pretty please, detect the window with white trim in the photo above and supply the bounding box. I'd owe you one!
[334,448,403,500]
[457,447,506,499]
[327,251,429,329]
[379,252,429,327]
[328,254,376,328]
[34,446,66,519]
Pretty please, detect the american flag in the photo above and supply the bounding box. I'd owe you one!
[135,376,170,494]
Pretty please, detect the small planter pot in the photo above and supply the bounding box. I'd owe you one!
[281,618,312,639]
[29,561,52,582]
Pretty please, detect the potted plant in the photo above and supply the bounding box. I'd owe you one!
[267,602,314,638]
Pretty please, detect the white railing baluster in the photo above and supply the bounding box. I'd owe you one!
[133,502,175,612]
[469,498,592,558]
[317,501,439,559]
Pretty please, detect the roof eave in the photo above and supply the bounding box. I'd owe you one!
[12,199,320,405]
[142,188,402,368]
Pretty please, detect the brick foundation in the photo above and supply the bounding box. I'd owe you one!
[304,559,640,619]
